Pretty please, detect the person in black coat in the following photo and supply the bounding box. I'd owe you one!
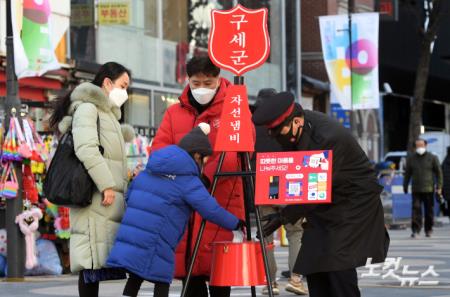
[252,91,390,297]
[441,146,450,219]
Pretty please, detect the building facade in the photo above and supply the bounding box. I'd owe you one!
[68,0,303,137]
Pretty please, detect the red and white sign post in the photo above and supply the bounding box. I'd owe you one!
[209,4,270,152]
[181,5,275,297]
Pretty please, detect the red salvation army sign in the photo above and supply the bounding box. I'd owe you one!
[255,151,333,205]
[208,4,270,76]
[214,85,255,152]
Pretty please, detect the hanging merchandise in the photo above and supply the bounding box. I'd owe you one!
[1,117,22,162]
[0,163,19,199]
[42,199,70,239]
[15,206,43,269]
[22,118,47,163]
[54,207,70,239]
[14,117,32,159]
[0,229,6,257]
[31,160,45,175]
[22,165,39,203]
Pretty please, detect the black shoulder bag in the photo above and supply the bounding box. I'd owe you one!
[44,115,104,207]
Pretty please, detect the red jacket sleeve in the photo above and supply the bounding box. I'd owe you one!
[151,107,174,152]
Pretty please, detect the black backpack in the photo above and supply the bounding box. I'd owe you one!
[44,115,103,207]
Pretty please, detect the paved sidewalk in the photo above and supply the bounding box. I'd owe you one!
[1,220,449,296]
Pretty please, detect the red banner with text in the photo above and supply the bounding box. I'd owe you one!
[214,85,254,152]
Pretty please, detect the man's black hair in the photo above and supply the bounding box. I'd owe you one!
[415,138,428,147]
[186,56,220,77]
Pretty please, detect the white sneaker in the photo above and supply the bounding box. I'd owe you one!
[285,274,308,295]
[261,282,280,295]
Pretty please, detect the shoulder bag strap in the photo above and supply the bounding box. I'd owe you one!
[96,111,104,155]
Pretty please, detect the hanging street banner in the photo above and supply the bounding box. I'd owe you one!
[208,4,270,76]
[11,0,60,79]
[214,85,254,152]
[319,13,379,110]
[255,150,333,205]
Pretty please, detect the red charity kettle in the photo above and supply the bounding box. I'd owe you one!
[209,241,274,287]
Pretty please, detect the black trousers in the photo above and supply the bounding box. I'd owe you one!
[123,273,170,297]
[412,192,435,233]
[182,276,230,297]
[306,268,360,297]
[78,271,99,297]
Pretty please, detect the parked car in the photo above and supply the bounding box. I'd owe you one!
[383,151,407,172]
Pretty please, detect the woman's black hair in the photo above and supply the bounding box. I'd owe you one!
[49,62,131,130]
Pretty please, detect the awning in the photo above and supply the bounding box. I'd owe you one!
[301,75,329,92]
[0,70,63,102]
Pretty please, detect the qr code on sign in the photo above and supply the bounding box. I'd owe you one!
[288,182,301,196]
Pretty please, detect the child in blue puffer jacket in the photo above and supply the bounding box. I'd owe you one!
[107,123,244,297]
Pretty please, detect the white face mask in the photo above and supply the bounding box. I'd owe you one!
[191,87,217,105]
[416,147,426,155]
[109,88,128,107]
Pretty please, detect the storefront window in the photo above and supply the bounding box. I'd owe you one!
[125,91,151,127]
[153,92,179,127]
[96,0,160,82]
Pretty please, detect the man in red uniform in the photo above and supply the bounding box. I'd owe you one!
[151,56,245,297]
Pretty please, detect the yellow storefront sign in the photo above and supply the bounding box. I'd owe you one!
[98,2,130,25]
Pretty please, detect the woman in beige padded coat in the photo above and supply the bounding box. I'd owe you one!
[50,62,134,297]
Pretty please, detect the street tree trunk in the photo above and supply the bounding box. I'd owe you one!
[407,0,444,153]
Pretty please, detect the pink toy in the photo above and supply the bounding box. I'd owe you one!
[15,208,43,269]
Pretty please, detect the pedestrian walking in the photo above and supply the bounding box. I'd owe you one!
[441,146,450,219]
[404,139,443,237]
[253,91,390,297]
[151,56,245,297]
[49,62,133,297]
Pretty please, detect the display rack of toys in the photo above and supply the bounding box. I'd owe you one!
[126,133,149,180]
[0,111,70,273]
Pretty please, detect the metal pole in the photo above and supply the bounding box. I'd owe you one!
[239,153,257,297]
[348,0,354,111]
[281,0,287,91]
[5,0,25,280]
[244,152,274,297]
[181,152,226,297]
[296,0,302,102]
[236,75,273,296]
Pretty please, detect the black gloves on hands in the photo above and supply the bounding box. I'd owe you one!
[235,220,246,231]
[258,213,283,238]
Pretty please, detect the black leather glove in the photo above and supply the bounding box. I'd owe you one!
[234,220,246,231]
[257,213,283,238]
